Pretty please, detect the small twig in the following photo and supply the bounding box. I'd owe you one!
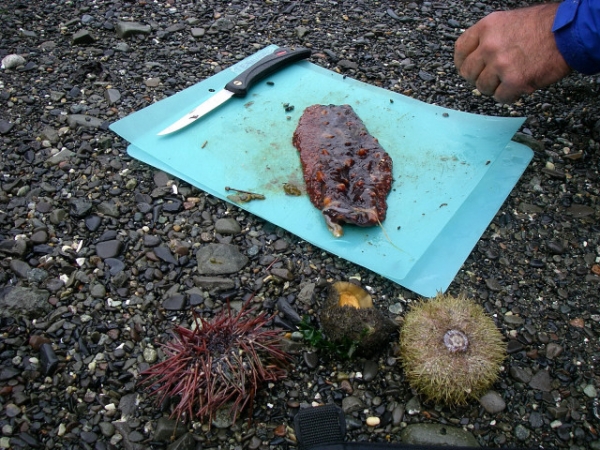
[225,186,259,195]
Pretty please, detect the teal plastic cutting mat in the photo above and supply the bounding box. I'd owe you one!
[111,45,532,297]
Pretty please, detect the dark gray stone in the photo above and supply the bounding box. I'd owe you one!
[10,259,31,278]
[97,200,121,217]
[276,297,301,324]
[40,343,59,376]
[153,417,187,442]
[0,286,51,319]
[67,114,103,129]
[193,276,235,291]
[153,246,178,265]
[214,217,241,235]
[529,370,553,392]
[303,351,319,369]
[400,424,479,447]
[162,294,186,311]
[0,239,28,257]
[0,119,14,134]
[341,395,365,414]
[72,29,96,45]
[115,21,152,39]
[118,393,139,418]
[105,88,121,105]
[362,360,379,382]
[96,240,123,259]
[47,148,75,165]
[196,243,248,275]
[479,391,506,414]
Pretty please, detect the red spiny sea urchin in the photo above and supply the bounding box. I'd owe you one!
[140,303,291,424]
[399,293,506,405]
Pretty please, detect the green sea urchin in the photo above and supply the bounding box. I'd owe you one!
[140,303,290,424]
[399,293,506,405]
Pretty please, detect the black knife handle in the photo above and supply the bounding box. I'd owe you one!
[224,47,311,97]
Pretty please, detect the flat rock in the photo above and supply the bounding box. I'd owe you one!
[118,393,139,418]
[0,239,28,257]
[96,240,123,259]
[400,423,479,447]
[529,369,553,392]
[341,395,365,414]
[47,148,75,165]
[72,29,96,45]
[104,88,121,105]
[193,276,235,291]
[0,119,14,134]
[67,114,103,129]
[214,217,241,235]
[196,243,248,275]
[162,294,186,311]
[0,286,51,319]
[115,21,152,39]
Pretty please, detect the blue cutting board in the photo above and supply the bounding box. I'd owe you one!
[110,45,532,297]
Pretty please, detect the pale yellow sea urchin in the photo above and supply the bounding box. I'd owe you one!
[399,293,506,405]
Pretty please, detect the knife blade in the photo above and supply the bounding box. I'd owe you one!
[157,47,312,136]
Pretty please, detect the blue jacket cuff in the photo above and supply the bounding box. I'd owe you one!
[553,0,600,75]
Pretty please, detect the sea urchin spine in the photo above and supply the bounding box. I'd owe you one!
[140,303,291,424]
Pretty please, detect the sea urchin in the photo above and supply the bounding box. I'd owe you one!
[140,303,290,424]
[399,293,506,405]
[319,281,398,357]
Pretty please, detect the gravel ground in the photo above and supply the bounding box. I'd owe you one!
[1,0,600,449]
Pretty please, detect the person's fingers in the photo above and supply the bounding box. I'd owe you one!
[457,51,486,85]
[493,81,532,104]
[474,66,501,97]
[454,27,480,70]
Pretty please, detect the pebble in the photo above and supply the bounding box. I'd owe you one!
[115,21,152,38]
[341,396,365,414]
[479,391,506,414]
[366,416,380,427]
[405,396,421,415]
[1,54,25,69]
[514,424,531,441]
[143,347,158,364]
[303,351,319,369]
[362,360,378,382]
[96,240,123,258]
[214,217,241,234]
[163,294,186,310]
[583,384,597,398]
[529,370,553,392]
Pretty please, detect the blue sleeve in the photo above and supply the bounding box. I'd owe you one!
[553,0,600,74]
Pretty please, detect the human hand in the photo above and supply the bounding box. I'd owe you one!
[454,3,571,103]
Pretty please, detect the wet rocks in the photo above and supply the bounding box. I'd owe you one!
[0,0,598,449]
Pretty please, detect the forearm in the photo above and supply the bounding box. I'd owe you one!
[553,0,600,74]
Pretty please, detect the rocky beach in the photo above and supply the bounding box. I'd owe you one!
[1,0,600,449]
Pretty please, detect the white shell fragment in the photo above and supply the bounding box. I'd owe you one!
[1,54,26,70]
